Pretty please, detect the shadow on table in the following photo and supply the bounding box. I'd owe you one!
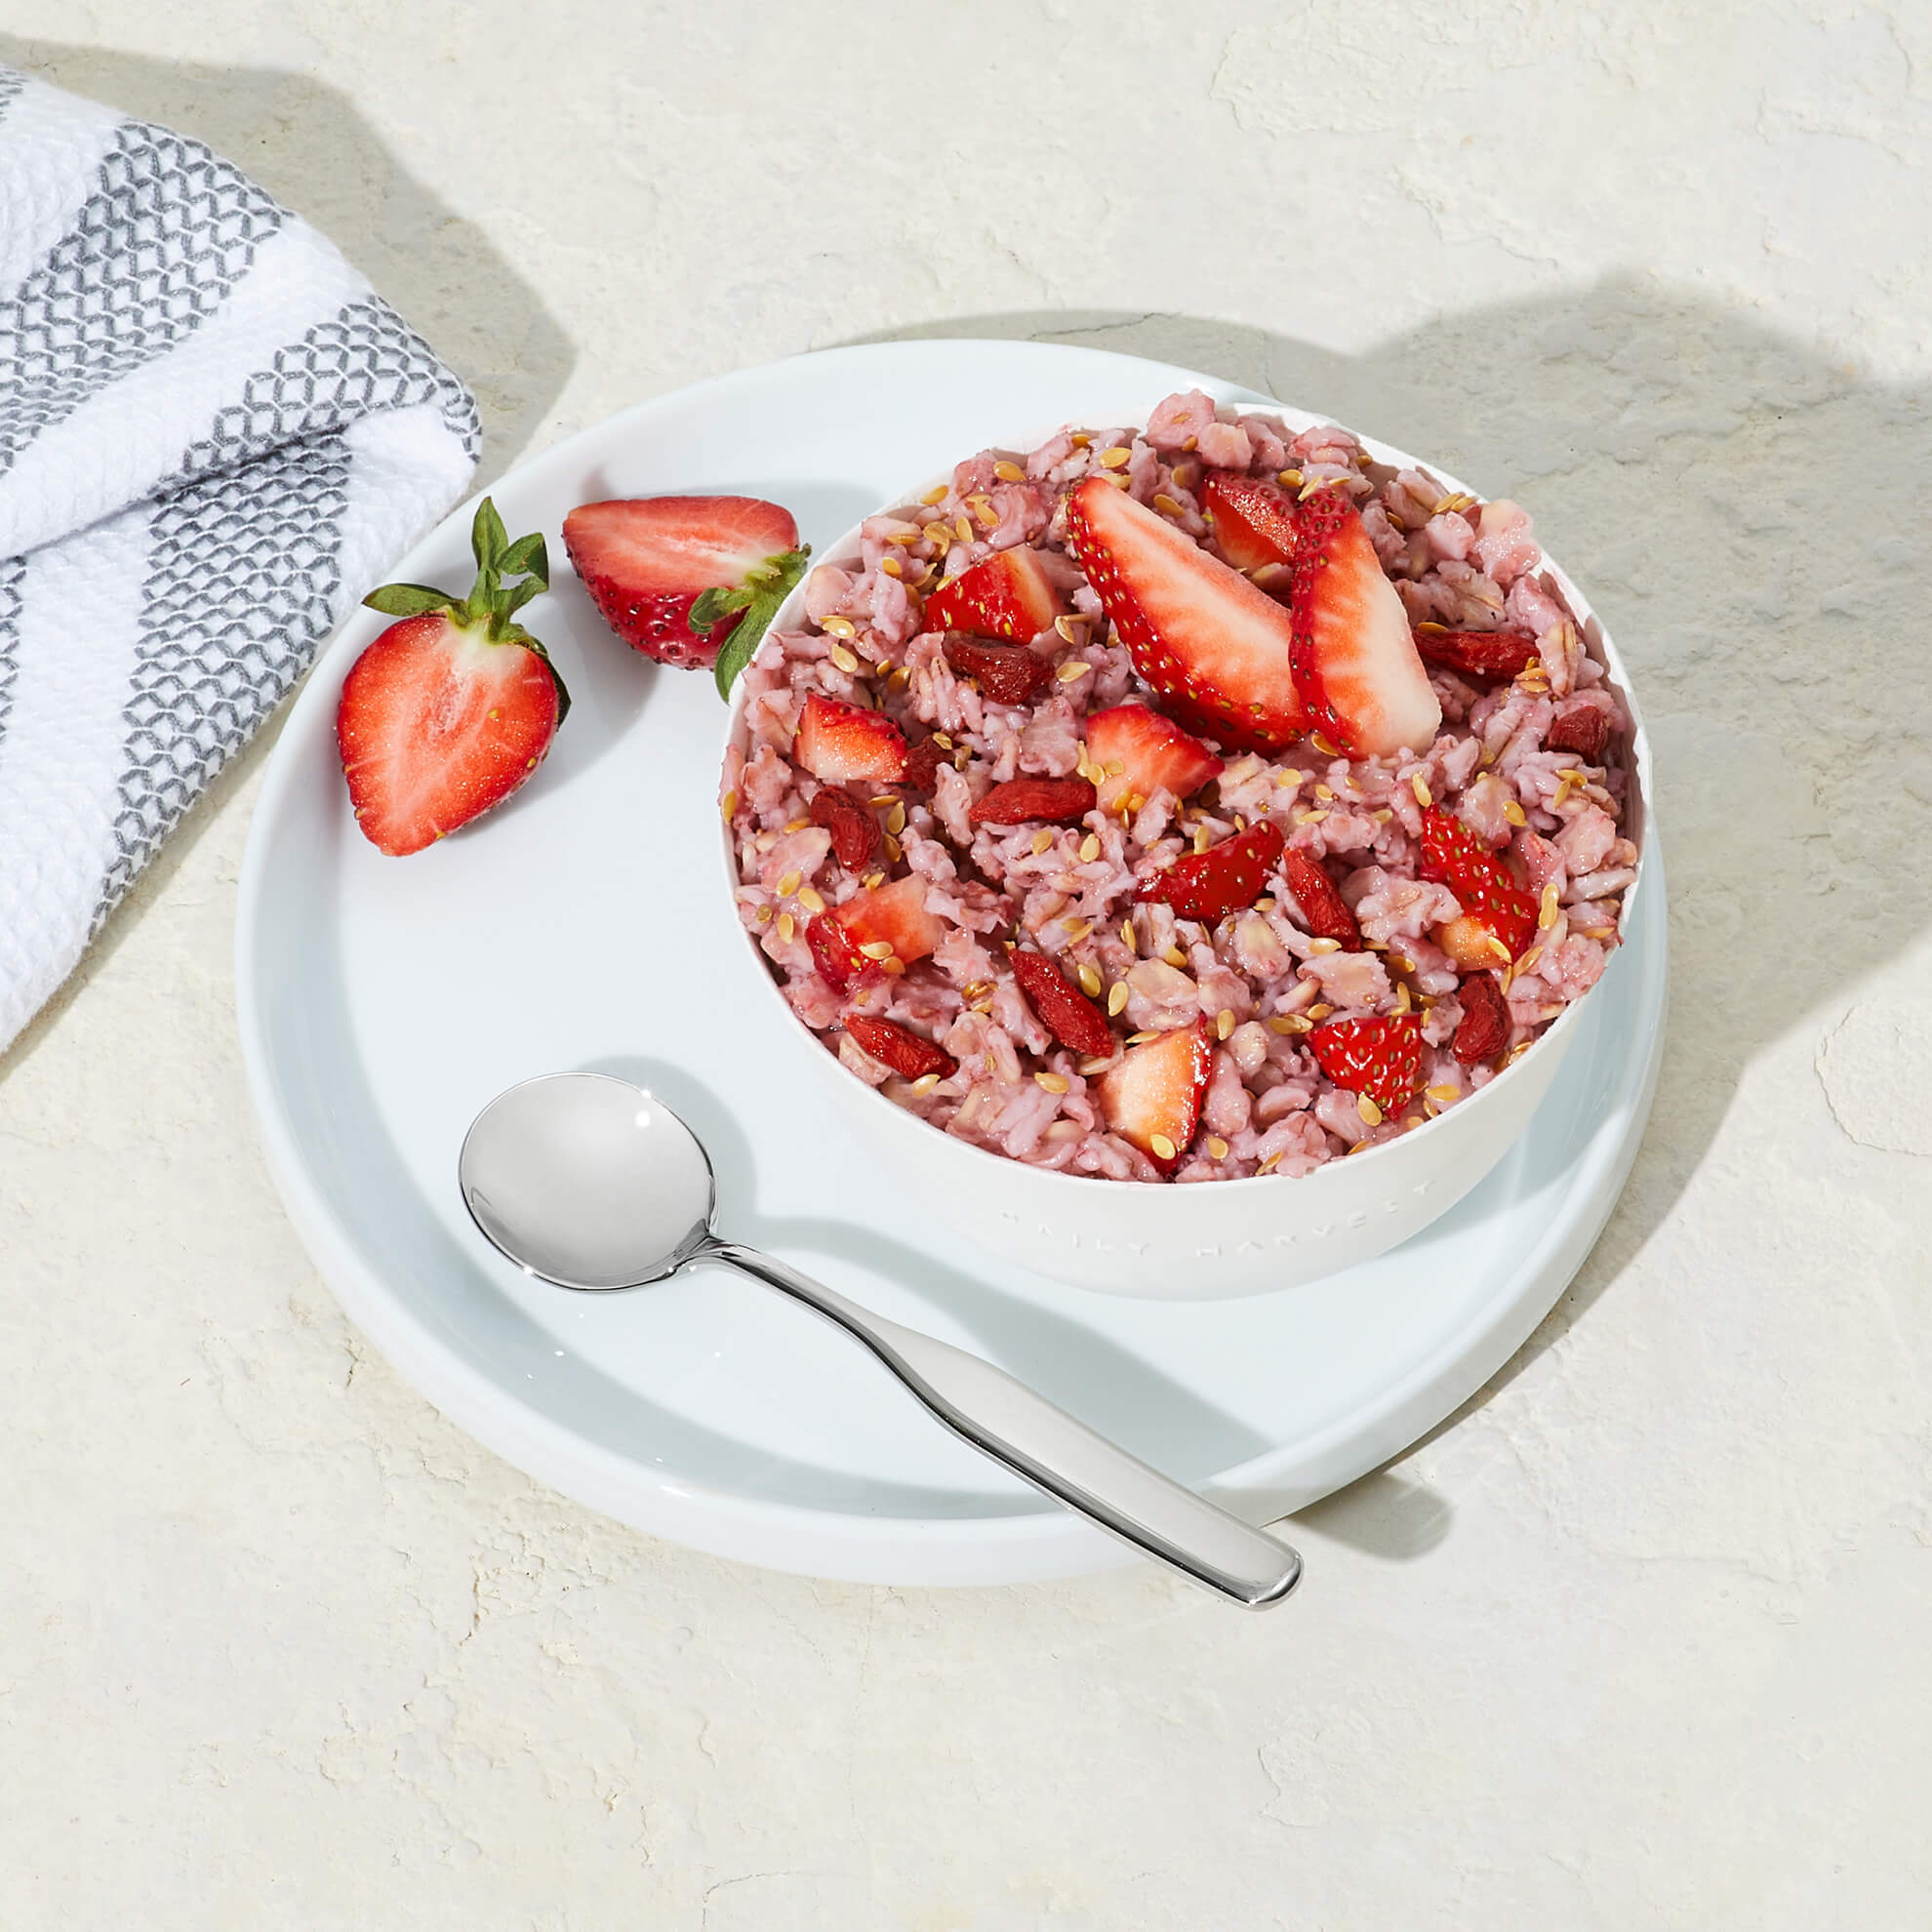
[0,38,576,1084]
[842,286,1932,1509]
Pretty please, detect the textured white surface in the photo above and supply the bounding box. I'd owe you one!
[1,6,1928,1925]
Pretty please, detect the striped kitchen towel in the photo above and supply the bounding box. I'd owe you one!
[0,66,478,1054]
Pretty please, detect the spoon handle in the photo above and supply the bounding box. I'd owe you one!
[707,1240,1301,1608]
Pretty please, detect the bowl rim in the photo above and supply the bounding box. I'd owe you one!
[717,388,1654,1197]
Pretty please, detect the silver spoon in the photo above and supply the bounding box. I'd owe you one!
[459,1072,1302,1608]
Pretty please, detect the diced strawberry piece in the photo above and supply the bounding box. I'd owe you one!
[339,499,567,858]
[1010,948,1114,1058]
[1452,972,1511,1066]
[831,873,946,970]
[1095,1021,1213,1173]
[1200,472,1300,574]
[1308,1014,1423,1115]
[1135,820,1284,924]
[901,736,948,790]
[1419,807,1538,961]
[809,786,880,869]
[968,776,1096,826]
[844,1014,955,1080]
[1064,475,1307,752]
[923,547,1067,641]
[1083,704,1224,814]
[1413,625,1540,682]
[940,636,1054,705]
[1278,849,1361,948]
[806,911,870,991]
[1547,701,1611,764]
[562,495,804,670]
[1287,490,1441,758]
[793,692,906,785]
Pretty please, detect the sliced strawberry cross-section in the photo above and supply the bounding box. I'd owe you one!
[1009,948,1114,1058]
[844,1014,955,1080]
[924,547,1067,641]
[1287,489,1441,758]
[968,776,1097,826]
[1136,819,1284,924]
[1096,1021,1213,1173]
[1064,474,1307,752]
[1419,806,1538,964]
[1308,1014,1424,1116]
[1200,472,1300,575]
[1278,849,1361,948]
[1083,704,1224,815]
[941,636,1054,706]
[830,873,946,973]
[793,692,907,785]
[562,495,806,681]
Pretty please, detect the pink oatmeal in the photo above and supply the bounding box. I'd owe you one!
[721,392,1637,1184]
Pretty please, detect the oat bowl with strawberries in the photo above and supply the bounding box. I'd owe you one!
[719,389,1651,1297]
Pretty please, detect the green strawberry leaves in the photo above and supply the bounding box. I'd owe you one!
[362,495,569,722]
[704,545,813,700]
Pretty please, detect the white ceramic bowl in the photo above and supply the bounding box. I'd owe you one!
[719,397,1652,1299]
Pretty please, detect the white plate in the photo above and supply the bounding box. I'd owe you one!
[236,340,1668,1587]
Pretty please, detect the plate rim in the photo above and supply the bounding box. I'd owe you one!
[235,339,1668,1586]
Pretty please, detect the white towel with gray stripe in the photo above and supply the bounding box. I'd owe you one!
[0,66,478,1052]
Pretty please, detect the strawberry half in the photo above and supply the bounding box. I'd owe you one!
[1064,475,1306,752]
[1009,948,1114,1058]
[924,547,1066,641]
[831,873,946,972]
[794,693,907,785]
[1083,704,1224,814]
[561,495,808,688]
[1136,819,1284,924]
[1452,971,1511,1066]
[1278,849,1361,948]
[1288,490,1441,758]
[1096,1021,1213,1173]
[339,498,568,858]
[1308,1015,1423,1115]
[1200,472,1300,574]
[941,636,1054,705]
[968,776,1096,826]
[1413,625,1539,682]
[1419,807,1537,962]
[844,1014,955,1080]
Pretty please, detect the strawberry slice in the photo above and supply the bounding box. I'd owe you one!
[1419,807,1537,962]
[1064,475,1306,752]
[1547,701,1611,763]
[1010,948,1114,1057]
[941,636,1054,705]
[1287,490,1441,758]
[561,496,807,685]
[1096,1021,1213,1173]
[1083,704,1224,814]
[968,776,1096,826]
[1452,971,1511,1066]
[339,498,568,858]
[923,547,1067,641]
[831,873,946,971]
[1136,820,1284,923]
[1413,625,1539,682]
[809,786,881,869]
[794,693,906,785]
[1278,849,1361,948]
[1308,1015,1423,1115]
[844,1014,955,1080]
[1200,472,1300,574]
